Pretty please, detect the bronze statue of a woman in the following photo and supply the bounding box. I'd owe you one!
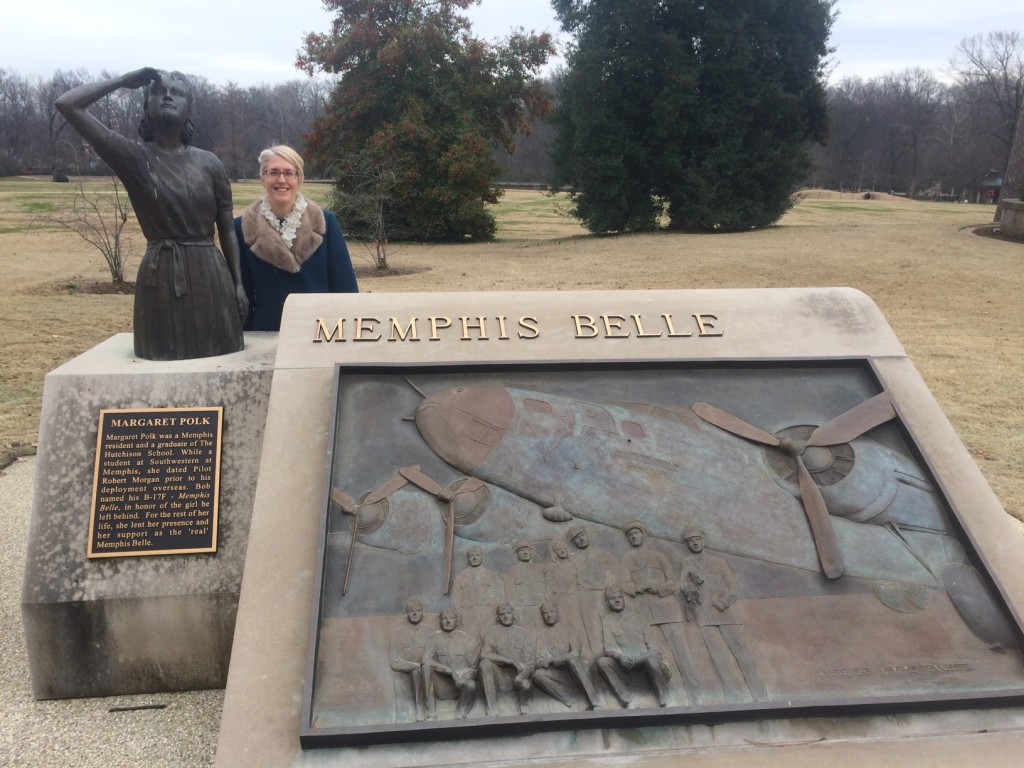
[56,68,248,360]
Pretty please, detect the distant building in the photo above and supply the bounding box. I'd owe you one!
[979,169,1003,204]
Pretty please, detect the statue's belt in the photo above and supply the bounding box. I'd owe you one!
[145,237,216,297]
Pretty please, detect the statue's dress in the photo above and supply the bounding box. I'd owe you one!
[93,130,243,360]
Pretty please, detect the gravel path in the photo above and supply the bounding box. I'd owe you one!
[1,457,222,768]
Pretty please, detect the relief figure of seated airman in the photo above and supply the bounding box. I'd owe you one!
[532,602,600,710]
[479,602,536,716]
[596,585,673,708]
[421,607,480,720]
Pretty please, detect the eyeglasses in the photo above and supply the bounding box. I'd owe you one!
[263,169,298,180]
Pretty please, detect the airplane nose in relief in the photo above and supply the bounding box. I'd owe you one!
[414,386,514,473]
[414,402,463,468]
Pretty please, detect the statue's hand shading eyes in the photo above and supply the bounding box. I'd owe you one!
[125,67,160,90]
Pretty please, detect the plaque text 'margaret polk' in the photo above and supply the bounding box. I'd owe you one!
[87,407,223,558]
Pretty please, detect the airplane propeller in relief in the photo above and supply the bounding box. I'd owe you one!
[398,466,486,597]
[692,392,897,580]
[332,466,486,596]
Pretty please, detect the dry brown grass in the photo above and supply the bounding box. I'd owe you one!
[1,180,1021,521]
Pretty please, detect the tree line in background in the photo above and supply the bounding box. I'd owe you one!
[0,67,332,180]
[1,2,1021,242]
[811,32,1024,203]
[502,30,1024,209]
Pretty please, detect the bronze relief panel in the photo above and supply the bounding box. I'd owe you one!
[301,363,1024,747]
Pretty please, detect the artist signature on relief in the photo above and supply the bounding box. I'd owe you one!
[815,662,972,678]
[612,450,679,478]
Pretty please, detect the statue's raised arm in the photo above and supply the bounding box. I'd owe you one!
[55,68,160,146]
[56,68,247,361]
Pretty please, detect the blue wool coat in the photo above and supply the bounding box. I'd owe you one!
[235,198,358,331]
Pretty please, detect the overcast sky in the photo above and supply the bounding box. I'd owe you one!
[5,0,1021,87]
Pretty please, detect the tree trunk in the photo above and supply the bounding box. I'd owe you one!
[996,108,1024,222]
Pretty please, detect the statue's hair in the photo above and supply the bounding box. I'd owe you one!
[258,145,304,179]
[137,71,195,145]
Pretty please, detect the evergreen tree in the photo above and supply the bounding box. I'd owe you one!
[551,0,834,233]
[300,0,553,241]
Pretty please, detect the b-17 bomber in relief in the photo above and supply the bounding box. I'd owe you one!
[330,375,1017,652]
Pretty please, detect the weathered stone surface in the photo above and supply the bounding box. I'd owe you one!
[216,290,1024,766]
[22,333,276,698]
[1000,199,1024,238]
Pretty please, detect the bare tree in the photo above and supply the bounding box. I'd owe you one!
[0,69,36,173]
[879,69,941,196]
[215,81,250,180]
[820,77,879,191]
[329,150,407,270]
[36,69,89,178]
[934,83,988,199]
[44,175,135,283]
[952,32,1024,179]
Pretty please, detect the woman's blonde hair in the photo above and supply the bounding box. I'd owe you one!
[257,145,304,179]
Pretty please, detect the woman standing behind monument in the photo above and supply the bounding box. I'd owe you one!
[235,146,358,331]
[56,68,248,360]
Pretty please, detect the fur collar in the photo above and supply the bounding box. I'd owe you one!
[240,196,326,273]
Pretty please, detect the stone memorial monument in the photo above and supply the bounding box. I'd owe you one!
[216,288,1024,766]
[22,68,269,699]
[21,334,276,698]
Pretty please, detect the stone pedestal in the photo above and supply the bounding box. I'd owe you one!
[1000,199,1024,238]
[22,333,276,699]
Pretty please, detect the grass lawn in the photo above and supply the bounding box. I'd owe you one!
[0,177,1020,522]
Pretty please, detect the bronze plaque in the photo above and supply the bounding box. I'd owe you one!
[301,363,1024,747]
[87,407,223,558]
